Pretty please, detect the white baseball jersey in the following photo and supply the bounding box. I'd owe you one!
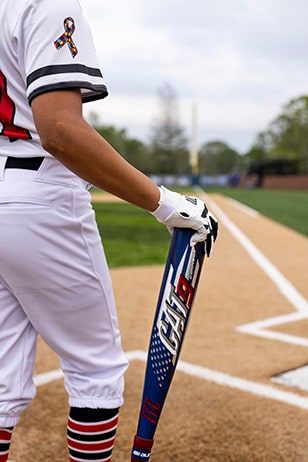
[0,0,107,157]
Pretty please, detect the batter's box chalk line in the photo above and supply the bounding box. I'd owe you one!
[199,190,308,345]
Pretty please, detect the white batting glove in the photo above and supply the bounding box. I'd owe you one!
[151,186,218,257]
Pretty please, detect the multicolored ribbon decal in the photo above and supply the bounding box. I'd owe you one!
[54,17,78,58]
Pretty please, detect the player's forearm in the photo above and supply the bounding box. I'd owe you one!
[49,120,160,211]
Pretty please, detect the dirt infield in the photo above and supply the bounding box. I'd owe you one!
[8,193,308,461]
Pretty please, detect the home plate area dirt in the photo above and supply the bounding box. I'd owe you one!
[8,193,308,461]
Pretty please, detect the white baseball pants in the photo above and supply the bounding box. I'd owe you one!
[0,157,128,427]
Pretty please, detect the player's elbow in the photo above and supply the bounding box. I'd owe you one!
[39,120,71,157]
[31,89,84,158]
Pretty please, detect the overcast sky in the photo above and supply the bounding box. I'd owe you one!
[79,0,308,154]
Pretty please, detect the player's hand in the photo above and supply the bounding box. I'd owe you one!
[151,186,218,257]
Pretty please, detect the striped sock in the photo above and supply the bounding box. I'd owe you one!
[67,408,119,462]
[0,427,13,462]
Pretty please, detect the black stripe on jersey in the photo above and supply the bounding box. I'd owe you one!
[26,64,103,87]
[28,81,108,104]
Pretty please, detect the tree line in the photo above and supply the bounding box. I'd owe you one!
[89,84,308,177]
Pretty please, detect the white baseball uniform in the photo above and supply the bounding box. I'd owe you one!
[0,0,128,428]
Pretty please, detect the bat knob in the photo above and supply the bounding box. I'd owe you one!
[131,435,154,461]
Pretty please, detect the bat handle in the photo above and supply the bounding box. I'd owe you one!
[131,435,154,461]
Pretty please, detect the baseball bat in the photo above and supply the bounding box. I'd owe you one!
[131,227,206,461]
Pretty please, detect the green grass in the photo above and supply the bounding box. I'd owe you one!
[93,202,170,268]
[212,187,308,237]
[93,188,308,268]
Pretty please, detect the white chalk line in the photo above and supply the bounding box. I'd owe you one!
[196,189,308,346]
[34,369,64,387]
[33,350,308,410]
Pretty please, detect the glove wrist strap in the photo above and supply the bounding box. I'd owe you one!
[150,186,175,223]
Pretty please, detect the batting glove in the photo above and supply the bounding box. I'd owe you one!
[151,186,218,257]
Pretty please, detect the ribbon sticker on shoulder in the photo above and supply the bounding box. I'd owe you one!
[54,17,78,58]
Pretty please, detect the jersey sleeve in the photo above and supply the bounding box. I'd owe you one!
[19,0,108,104]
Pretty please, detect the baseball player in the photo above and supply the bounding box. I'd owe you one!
[0,0,217,461]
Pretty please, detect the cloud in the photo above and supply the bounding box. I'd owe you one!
[81,0,308,152]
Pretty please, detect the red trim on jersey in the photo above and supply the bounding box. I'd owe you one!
[0,70,32,141]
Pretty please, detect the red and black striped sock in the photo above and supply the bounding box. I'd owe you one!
[0,427,13,462]
[67,407,119,462]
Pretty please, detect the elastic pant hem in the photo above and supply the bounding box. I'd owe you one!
[69,397,124,409]
[0,415,20,427]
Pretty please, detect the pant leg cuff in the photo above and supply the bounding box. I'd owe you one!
[69,396,124,409]
[0,414,20,427]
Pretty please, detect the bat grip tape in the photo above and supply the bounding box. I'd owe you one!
[131,435,154,461]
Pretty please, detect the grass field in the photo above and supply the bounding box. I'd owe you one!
[94,202,170,268]
[93,188,308,268]
[215,187,308,237]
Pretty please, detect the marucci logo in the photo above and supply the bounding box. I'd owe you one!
[132,450,151,458]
